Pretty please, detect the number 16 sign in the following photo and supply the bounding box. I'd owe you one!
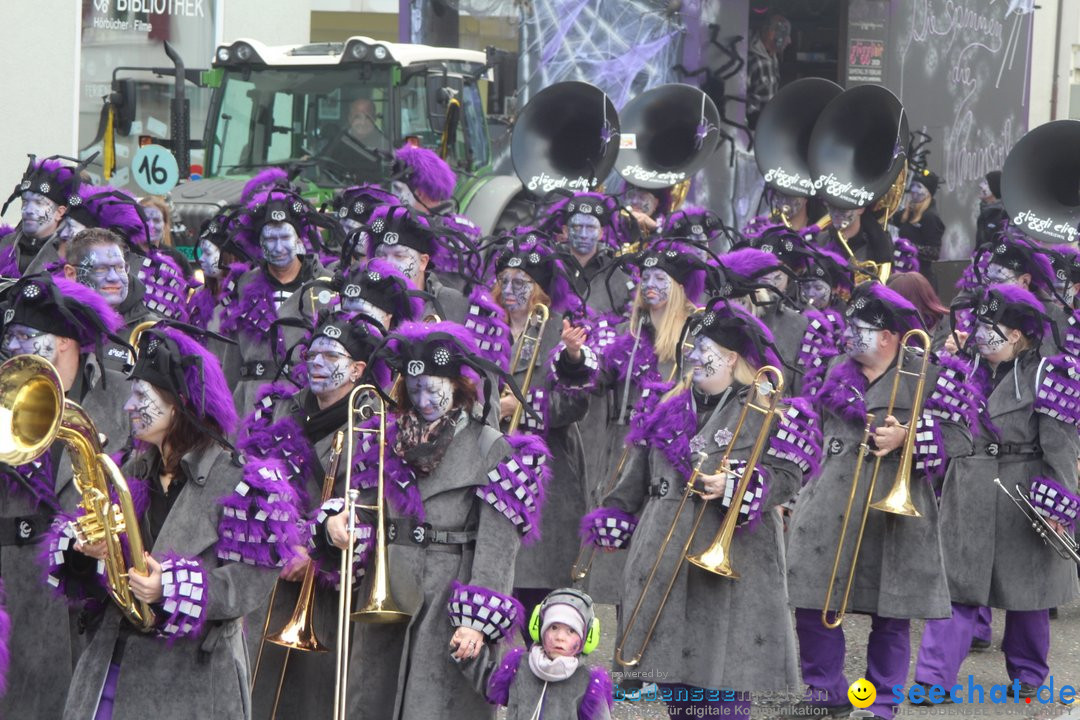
[131,144,180,195]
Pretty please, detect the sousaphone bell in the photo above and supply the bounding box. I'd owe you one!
[1001,119,1080,244]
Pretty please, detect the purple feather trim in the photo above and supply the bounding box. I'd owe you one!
[217,262,250,307]
[818,359,869,424]
[798,309,843,400]
[186,285,218,330]
[740,215,774,239]
[307,498,374,588]
[924,353,981,430]
[548,344,600,399]
[768,397,823,481]
[520,387,550,436]
[241,381,298,434]
[138,251,192,322]
[241,167,290,204]
[720,460,769,532]
[720,248,782,280]
[51,276,125,340]
[463,285,512,367]
[447,580,525,643]
[0,578,8,697]
[158,327,238,434]
[912,414,946,481]
[1029,477,1080,532]
[477,434,551,544]
[580,666,615,720]
[218,269,282,342]
[157,554,208,641]
[1065,311,1080,358]
[486,646,525,706]
[626,388,695,477]
[585,311,622,351]
[395,145,457,201]
[238,415,316,508]
[604,327,661,388]
[41,513,106,602]
[1035,354,1080,427]
[0,453,57,510]
[892,235,921,273]
[352,414,424,519]
[0,224,14,240]
[217,458,305,568]
[579,506,638,549]
[0,245,16,279]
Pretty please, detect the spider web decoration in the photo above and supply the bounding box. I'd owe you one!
[517,0,685,108]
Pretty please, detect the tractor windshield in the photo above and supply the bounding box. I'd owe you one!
[207,65,393,185]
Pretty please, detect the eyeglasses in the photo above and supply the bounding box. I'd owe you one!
[302,349,349,364]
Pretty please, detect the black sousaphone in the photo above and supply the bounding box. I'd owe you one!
[614,83,720,190]
[755,77,843,198]
[1002,119,1080,244]
[511,81,620,196]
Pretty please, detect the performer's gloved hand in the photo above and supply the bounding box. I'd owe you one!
[129,552,164,603]
[871,415,908,457]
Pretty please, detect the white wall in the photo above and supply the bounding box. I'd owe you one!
[0,1,81,225]
[1028,0,1076,127]
[221,0,312,45]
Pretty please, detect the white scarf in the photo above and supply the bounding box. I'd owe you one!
[527,644,579,682]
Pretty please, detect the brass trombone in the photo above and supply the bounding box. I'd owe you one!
[821,329,931,629]
[506,303,550,434]
[334,385,410,720]
[252,431,345,717]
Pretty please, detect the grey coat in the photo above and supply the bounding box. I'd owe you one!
[938,352,1080,609]
[0,357,129,720]
[786,356,973,619]
[62,444,279,720]
[760,302,811,395]
[1,227,55,275]
[347,415,524,720]
[424,271,469,324]
[502,660,612,720]
[603,388,802,691]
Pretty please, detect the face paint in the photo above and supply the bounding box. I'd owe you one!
[305,336,355,396]
[374,243,422,282]
[143,205,165,247]
[498,268,535,312]
[799,278,832,309]
[57,216,87,245]
[985,262,1020,286]
[843,322,881,360]
[773,193,806,218]
[688,335,734,391]
[260,222,301,268]
[1,324,59,363]
[76,244,129,307]
[640,268,673,309]
[391,180,420,210]
[341,217,364,237]
[405,374,454,422]
[978,179,993,201]
[567,213,602,257]
[124,379,173,444]
[626,188,660,217]
[762,269,789,294]
[909,182,930,204]
[21,191,60,238]
[828,206,858,230]
[342,296,391,328]
[974,321,1011,359]
[197,238,222,278]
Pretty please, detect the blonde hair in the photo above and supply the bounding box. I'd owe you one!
[900,194,931,225]
[139,196,173,247]
[629,281,694,364]
[660,345,763,402]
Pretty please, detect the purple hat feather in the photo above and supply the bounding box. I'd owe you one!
[241,167,291,204]
[394,145,456,202]
[719,247,783,280]
[78,187,151,249]
[49,276,124,340]
[157,327,238,435]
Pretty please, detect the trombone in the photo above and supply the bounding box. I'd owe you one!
[995,479,1080,565]
[251,431,345,717]
[614,366,785,667]
[821,329,931,629]
[334,385,410,720]
[506,303,550,434]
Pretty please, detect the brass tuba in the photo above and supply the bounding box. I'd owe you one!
[1001,119,1080,245]
[0,354,155,630]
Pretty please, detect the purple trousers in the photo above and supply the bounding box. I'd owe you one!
[975,606,993,642]
[660,684,751,719]
[916,603,1050,687]
[93,661,122,720]
[795,608,909,720]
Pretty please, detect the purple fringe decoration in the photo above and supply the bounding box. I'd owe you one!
[41,513,106,602]
[157,553,208,640]
[548,344,600,399]
[818,359,870,425]
[238,415,317,509]
[1029,477,1080,532]
[447,580,525,643]
[307,498,374,588]
[217,458,305,568]
[892,235,921,274]
[218,269,281,342]
[719,459,768,531]
[138,251,192,322]
[464,285,512,367]
[186,285,218,331]
[767,397,823,481]
[353,414,424,520]
[1035,354,1080,427]
[486,646,525,706]
[477,434,551,544]
[798,309,843,400]
[0,578,8,698]
[924,353,981,430]
[584,310,622,351]
[242,381,297,433]
[604,327,661,389]
[580,666,615,720]
[579,506,638,549]
[519,386,550,437]
[216,262,250,308]
[625,387,695,477]
[1065,311,1080,358]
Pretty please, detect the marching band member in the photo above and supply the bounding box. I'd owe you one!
[786,282,976,719]
[914,285,1080,700]
[814,202,894,276]
[662,205,733,255]
[334,257,425,332]
[330,184,401,265]
[316,322,549,720]
[187,209,243,331]
[581,298,820,716]
[241,311,387,719]
[0,273,129,719]
[0,155,78,276]
[139,196,195,278]
[390,145,483,256]
[52,325,302,719]
[486,588,613,720]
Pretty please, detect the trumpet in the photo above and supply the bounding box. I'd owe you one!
[822,329,931,629]
[506,303,550,434]
[334,385,410,720]
[252,431,345,717]
[0,355,155,630]
[995,479,1080,565]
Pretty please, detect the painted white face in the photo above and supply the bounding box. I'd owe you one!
[1,324,59,363]
[773,193,806,218]
[391,180,420,210]
[498,268,534,313]
[843,321,881,361]
[974,321,1014,361]
[76,244,129,307]
[21,191,61,238]
[374,242,422,282]
[567,213,602,257]
[405,374,454,422]
[260,222,301,268]
[640,268,673,309]
[57,216,87,245]
[985,262,1021,286]
[687,335,735,392]
[342,296,391,329]
[198,238,222,278]
[305,336,355,396]
[341,217,364,238]
[909,181,930,204]
[799,278,832,309]
[143,205,165,247]
[762,268,789,294]
[626,188,660,216]
[828,205,858,230]
[124,379,174,445]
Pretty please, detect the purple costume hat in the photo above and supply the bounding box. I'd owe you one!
[363,204,457,276]
[79,186,152,249]
[198,206,241,254]
[240,167,295,204]
[952,283,1054,346]
[612,239,709,304]
[2,155,82,216]
[490,236,583,315]
[712,247,801,307]
[230,188,329,261]
[335,257,424,328]
[392,145,457,203]
[684,298,783,371]
[662,205,731,246]
[331,183,400,225]
[974,227,1059,295]
[802,248,855,296]
[844,281,924,335]
[537,191,630,249]
[1049,244,1080,287]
